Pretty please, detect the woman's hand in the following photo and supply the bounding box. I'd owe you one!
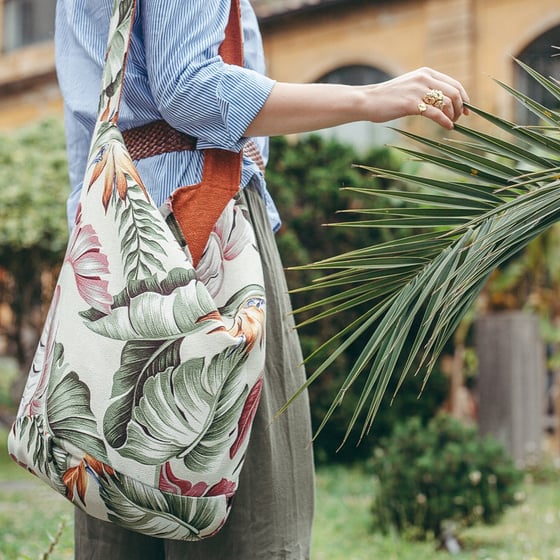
[362,67,470,130]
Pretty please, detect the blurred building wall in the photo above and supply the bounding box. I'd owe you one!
[0,0,558,131]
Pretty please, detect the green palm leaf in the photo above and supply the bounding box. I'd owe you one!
[284,60,560,444]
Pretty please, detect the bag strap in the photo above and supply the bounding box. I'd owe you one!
[98,0,245,267]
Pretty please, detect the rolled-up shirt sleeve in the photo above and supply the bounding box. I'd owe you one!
[140,0,275,149]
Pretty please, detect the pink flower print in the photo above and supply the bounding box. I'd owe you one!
[65,204,112,314]
[206,478,236,500]
[230,376,263,459]
[159,463,236,501]
[217,202,253,262]
[196,202,253,297]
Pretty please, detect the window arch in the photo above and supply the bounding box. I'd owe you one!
[515,25,560,124]
[317,64,391,87]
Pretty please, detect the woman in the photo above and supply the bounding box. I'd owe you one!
[55,1,469,558]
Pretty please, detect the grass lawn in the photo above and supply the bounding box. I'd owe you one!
[312,464,560,560]
[1,429,560,560]
[0,450,74,559]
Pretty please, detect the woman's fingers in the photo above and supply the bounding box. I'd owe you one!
[430,68,471,106]
[414,68,470,126]
[419,102,454,130]
[440,87,467,121]
[417,88,457,125]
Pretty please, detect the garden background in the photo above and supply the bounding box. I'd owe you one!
[2,0,560,557]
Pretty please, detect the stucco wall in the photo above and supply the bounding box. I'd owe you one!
[0,0,559,131]
[262,1,424,83]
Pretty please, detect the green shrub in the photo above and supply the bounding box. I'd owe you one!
[0,119,69,386]
[369,414,524,540]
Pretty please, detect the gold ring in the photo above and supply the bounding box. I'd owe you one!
[418,102,427,115]
[423,89,445,110]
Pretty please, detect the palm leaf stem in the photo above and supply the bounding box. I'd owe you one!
[352,166,508,202]
[452,123,556,167]
[465,104,560,155]
[513,58,560,102]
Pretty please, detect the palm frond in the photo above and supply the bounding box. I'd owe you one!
[282,60,560,444]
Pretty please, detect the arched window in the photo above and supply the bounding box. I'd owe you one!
[312,64,395,152]
[515,26,560,124]
[318,65,391,87]
[2,0,56,53]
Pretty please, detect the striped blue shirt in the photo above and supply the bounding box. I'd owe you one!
[55,0,280,231]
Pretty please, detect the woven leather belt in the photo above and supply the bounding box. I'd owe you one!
[122,120,197,160]
[122,119,266,173]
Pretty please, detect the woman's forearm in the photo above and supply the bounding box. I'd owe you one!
[244,82,369,137]
[245,67,471,137]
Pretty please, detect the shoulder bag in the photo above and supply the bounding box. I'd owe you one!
[8,0,266,541]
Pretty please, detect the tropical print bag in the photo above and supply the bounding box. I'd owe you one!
[8,0,266,541]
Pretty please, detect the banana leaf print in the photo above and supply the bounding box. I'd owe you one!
[103,283,265,469]
[109,344,250,470]
[103,338,183,450]
[9,345,110,499]
[47,349,116,506]
[99,473,222,541]
[9,416,66,495]
[11,0,267,541]
[46,342,111,502]
[81,268,213,340]
[47,364,109,463]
